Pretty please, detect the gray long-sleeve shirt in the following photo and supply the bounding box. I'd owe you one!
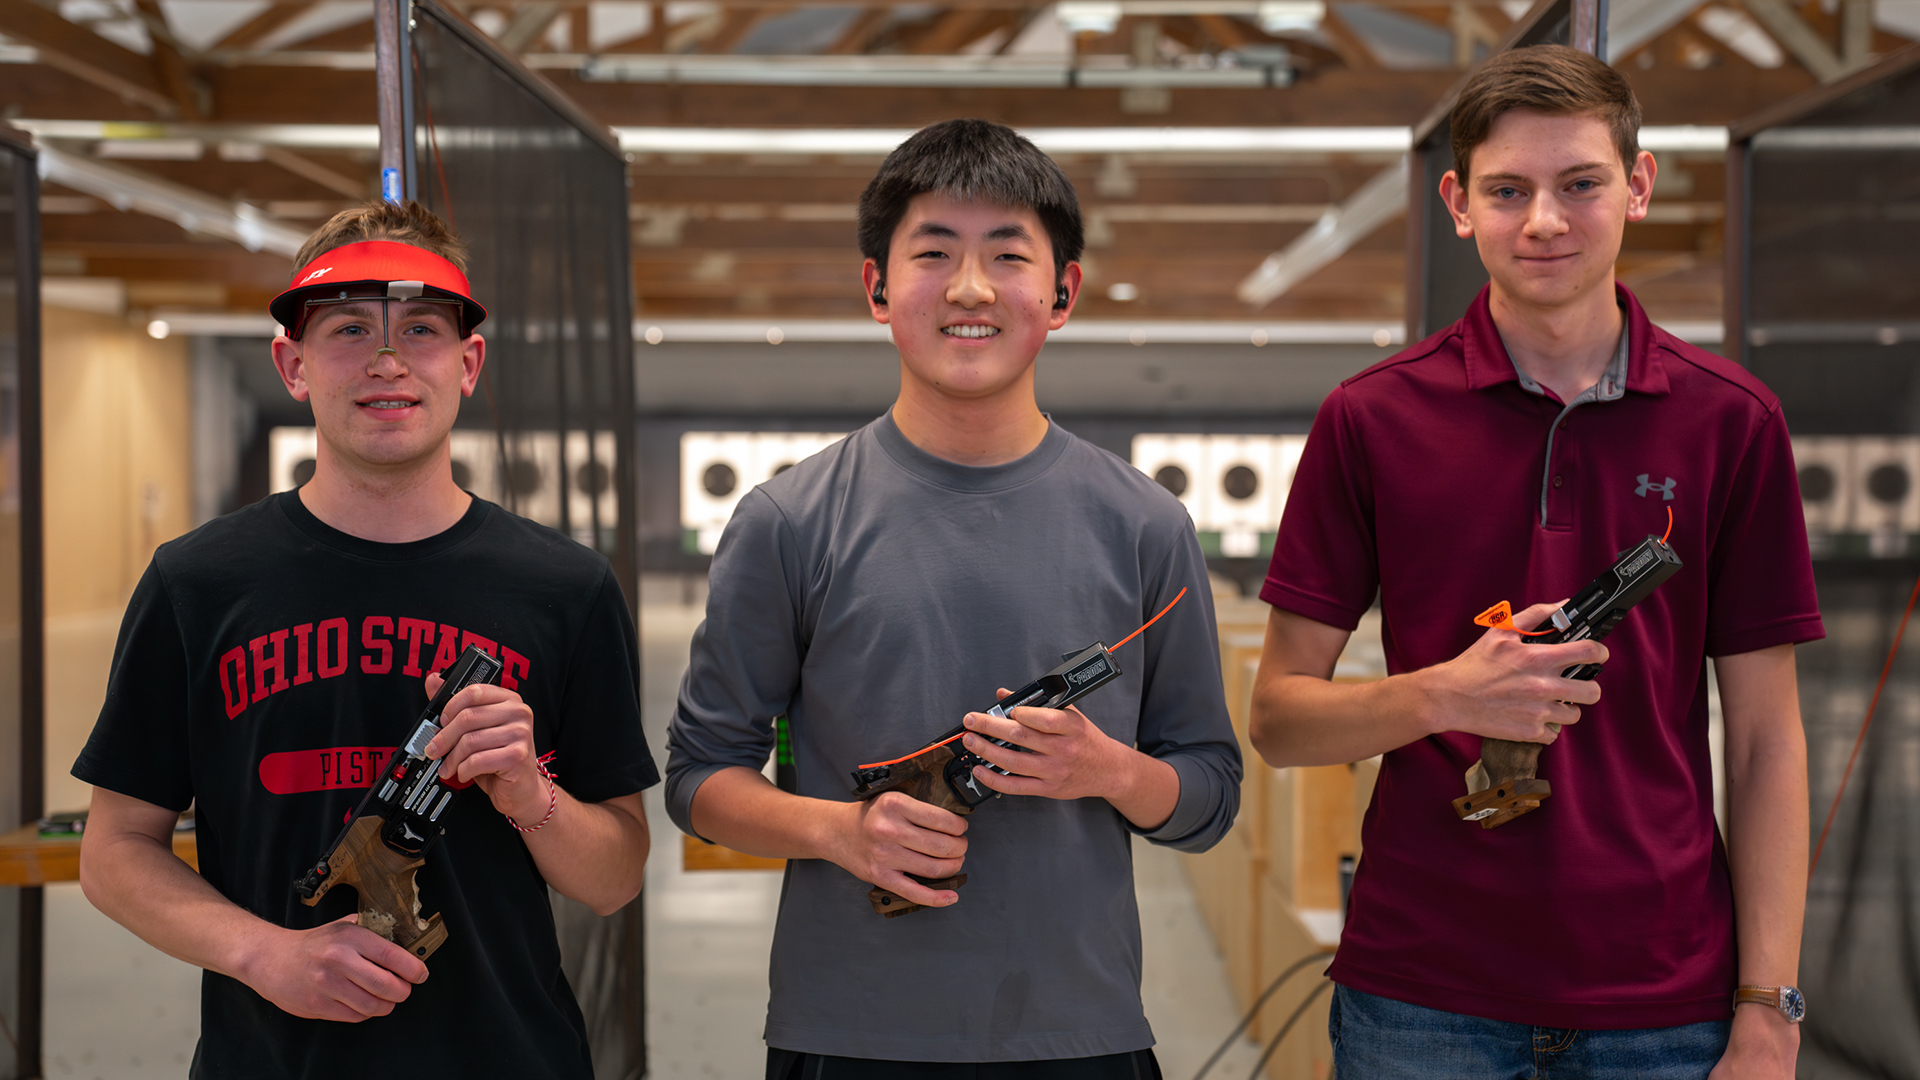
[666,413,1241,1062]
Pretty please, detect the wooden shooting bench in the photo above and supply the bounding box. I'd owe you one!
[682,834,782,871]
[0,824,199,886]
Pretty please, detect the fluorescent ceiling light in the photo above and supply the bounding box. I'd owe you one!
[1258,0,1326,33]
[616,126,1413,156]
[16,118,1727,159]
[36,146,306,256]
[1056,2,1123,34]
[1638,126,1730,153]
[95,138,204,161]
[1751,126,1920,151]
[15,119,379,150]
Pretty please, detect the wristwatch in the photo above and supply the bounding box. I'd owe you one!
[1734,985,1806,1023]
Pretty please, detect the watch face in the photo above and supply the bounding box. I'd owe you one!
[1781,986,1806,1023]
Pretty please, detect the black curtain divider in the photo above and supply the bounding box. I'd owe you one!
[403,5,645,1075]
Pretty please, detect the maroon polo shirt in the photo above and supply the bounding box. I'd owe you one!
[1262,284,1823,1029]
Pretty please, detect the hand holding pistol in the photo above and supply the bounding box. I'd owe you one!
[1453,533,1682,829]
[293,646,504,960]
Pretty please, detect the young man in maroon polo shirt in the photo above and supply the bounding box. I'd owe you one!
[1250,46,1819,1079]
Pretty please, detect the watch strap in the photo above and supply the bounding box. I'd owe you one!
[1734,984,1805,1023]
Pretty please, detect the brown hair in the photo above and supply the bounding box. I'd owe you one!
[290,200,469,277]
[1449,44,1642,182]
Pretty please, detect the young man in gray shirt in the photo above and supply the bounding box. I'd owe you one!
[665,119,1243,1078]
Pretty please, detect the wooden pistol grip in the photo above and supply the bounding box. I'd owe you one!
[855,747,976,915]
[300,815,449,959]
[861,745,978,818]
[1452,737,1552,827]
[1480,737,1544,785]
[868,874,968,918]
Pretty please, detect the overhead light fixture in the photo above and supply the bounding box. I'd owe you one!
[614,126,1413,156]
[1056,2,1124,35]
[1257,1,1326,33]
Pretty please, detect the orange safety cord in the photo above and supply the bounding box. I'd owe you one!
[1809,569,1920,878]
[1113,587,1188,651]
[858,732,967,770]
[855,587,1190,770]
[1662,506,1674,545]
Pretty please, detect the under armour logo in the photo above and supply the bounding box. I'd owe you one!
[401,823,422,841]
[1636,474,1676,500]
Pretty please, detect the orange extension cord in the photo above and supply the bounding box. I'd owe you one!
[1809,568,1920,878]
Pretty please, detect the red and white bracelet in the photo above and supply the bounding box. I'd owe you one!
[507,751,559,833]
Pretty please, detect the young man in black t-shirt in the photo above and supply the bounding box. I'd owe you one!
[73,202,657,1079]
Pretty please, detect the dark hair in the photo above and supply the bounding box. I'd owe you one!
[1449,45,1642,182]
[857,119,1083,288]
[291,200,468,275]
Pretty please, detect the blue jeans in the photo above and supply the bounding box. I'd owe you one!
[1330,985,1731,1080]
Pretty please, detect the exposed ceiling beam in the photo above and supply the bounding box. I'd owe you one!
[213,2,322,50]
[496,1,563,53]
[131,0,209,118]
[1840,0,1871,67]
[825,7,892,54]
[1237,156,1407,306]
[0,0,180,116]
[1450,3,1502,68]
[35,144,307,256]
[261,146,368,198]
[702,7,774,53]
[905,9,997,54]
[1192,12,1252,48]
[1740,0,1847,81]
[1316,7,1380,68]
[572,51,1282,85]
[1607,0,1710,58]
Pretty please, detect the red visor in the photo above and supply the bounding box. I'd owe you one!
[270,240,487,338]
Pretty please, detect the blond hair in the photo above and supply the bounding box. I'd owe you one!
[290,201,469,277]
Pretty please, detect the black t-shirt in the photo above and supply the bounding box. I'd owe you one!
[74,491,659,1079]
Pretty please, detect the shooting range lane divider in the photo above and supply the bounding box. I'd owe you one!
[293,646,505,959]
[1454,508,1682,829]
[849,587,1189,917]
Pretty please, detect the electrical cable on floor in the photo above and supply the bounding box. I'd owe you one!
[1191,952,1328,1080]
[1246,979,1333,1080]
[1808,567,1920,878]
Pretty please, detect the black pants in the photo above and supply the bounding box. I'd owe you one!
[767,1049,1163,1080]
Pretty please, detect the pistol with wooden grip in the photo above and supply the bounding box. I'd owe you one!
[293,645,504,960]
[1453,534,1682,829]
[848,643,1122,917]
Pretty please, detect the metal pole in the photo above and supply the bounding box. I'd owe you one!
[1570,0,1608,59]
[12,138,45,1080]
[375,0,407,203]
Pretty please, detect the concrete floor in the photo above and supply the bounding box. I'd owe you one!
[40,585,1263,1079]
